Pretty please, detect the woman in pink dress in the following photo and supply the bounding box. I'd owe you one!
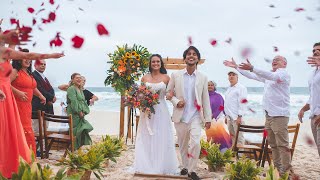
[0,28,64,178]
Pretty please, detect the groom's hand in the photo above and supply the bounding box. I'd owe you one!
[205,122,211,130]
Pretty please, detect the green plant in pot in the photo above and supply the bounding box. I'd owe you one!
[265,165,289,180]
[200,139,233,172]
[224,156,262,180]
[98,135,125,164]
[58,146,105,180]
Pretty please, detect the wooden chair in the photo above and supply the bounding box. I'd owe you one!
[42,112,74,158]
[233,124,267,166]
[32,110,44,159]
[262,123,300,167]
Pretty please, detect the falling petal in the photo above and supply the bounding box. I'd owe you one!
[241,99,248,103]
[42,18,51,24]
[76,20,79,23]
[36,8,45,15]
[49,12,56,21]
[219,105,224,111]
[27,7,35,13]
[225,37,232,44]
[188,36,192,46]
[288,24,292,29]
[56,5,60,10]
[294,51,300,56]
[32,42,37,47]
[273,16,280,19]
[50,32,63,47]
[264,58,272,63]
[49,0,54,5]
[10,18,18,25]
[38,26,44,31]
[241,47,252,58]
[210,39,217,46]
[71,35,84,48]
[305,135,315,146]
[32,18,37,25]
[295,8,305,12]
[41,2,44,6]
[263,129,268,138]
[268,24,275,28]
[269,4,275,8]
[273,46,279,52]
[79,7,84,11]
[248,108,256,113]
[306,16,314,21]
[96,23,110,36]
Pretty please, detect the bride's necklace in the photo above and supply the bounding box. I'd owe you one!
[151,74,161,82]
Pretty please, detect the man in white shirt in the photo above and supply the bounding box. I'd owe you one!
[298,42,320,157]
[224,56,292,176]
[224,71,247,147]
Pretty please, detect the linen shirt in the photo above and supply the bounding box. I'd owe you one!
[237,67,290,117]
[307,68,320,118]
[182,69,200,123]
[224,83,247,120]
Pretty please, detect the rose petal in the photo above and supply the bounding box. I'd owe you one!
[56,5,60,10]
[41,2,44,6]
[49,12,56,21]
[269,4,275,8]
[263,129,268,138]
[295,7,305,12]
[225,37,232,44]
[210,39,217,46]
[36,8,45,15]
[32,42,37,47]
[71,35,84,48]
[273,46,279,52]
[241,99,248,103]
[27,7,35,13]
[288,24,292,29]
[273,16,280,19]
[219,105,224,111]
[79,7,84,11]
[49,0,54,5]
[188,36,192,46]
[306,16,314,21]
[248,107,256,113]
[10,18,18,25]
[32,18,37,25]
[241,47,252,58]
[96,23,109,36]
[264,58,272,63]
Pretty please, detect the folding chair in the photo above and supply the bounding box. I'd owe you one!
[233,124,267,166]
[32,110,44,159]
[262,123,300,167]
[42,112,74,158]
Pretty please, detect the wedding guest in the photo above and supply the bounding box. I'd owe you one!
[0,26,64,178]
[32,60,56,114]
[298,42,320,157]
[206,80,232,152]
[10,49,47,155]
[66,73,93,149]
[224,71,247,147]
[224,56,292,177]
[81,76,98,106]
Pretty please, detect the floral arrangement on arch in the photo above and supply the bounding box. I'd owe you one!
[104,44,151,95]
[124,83,160,119]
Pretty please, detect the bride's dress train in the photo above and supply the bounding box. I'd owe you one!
[133,82,179,174]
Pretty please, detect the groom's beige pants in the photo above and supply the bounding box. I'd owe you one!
[174,118,202,173]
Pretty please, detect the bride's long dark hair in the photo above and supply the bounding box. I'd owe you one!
[148,54,167,74]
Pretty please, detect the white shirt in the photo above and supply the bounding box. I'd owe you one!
[36,70,46,80]
[224,83,247,120]
[237,67,290,117]
[307,68,320,118]
[182,69,200,123]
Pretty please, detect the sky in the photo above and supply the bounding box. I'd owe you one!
[1,0,320,87]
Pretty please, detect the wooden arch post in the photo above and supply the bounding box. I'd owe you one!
[119,57,205,138]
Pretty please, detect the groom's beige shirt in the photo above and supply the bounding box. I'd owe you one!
[167,69,212,124]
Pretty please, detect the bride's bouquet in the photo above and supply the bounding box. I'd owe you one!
[124,83,160,119]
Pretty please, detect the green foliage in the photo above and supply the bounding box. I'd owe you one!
[224,157,263,180]
[200,139,233,171]
[97,135,125,163]
[265,165,289,180]
[58,146,105,180]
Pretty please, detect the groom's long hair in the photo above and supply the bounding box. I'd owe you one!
[148,54,167,74]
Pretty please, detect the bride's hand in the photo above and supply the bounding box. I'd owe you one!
[166,91,174,100]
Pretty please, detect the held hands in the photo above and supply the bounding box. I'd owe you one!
[0,90,6,101]
[307,56,320,67]
[177,99,185,108]
[223,58,238,68]
[165,90,174,100]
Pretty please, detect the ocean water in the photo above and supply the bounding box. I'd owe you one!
[54,87,310,120]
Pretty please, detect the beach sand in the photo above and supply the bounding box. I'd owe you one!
[43,109,320,179]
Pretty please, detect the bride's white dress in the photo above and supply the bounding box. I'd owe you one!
[133,82,179,174]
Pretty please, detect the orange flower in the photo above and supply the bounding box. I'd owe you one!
[118,65,126,73]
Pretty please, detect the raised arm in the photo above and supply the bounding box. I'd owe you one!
[252,67,289,82]
[0,47,64,61]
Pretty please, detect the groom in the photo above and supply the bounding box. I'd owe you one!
[167,46,211,180]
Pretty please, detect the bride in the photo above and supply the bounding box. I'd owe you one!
[133,54,179,174]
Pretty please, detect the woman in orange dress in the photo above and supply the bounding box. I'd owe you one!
[11,49,47,155]
[0,28,64,178]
